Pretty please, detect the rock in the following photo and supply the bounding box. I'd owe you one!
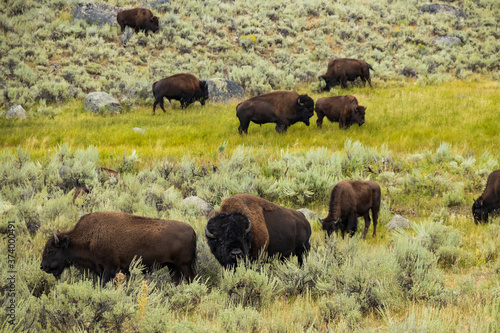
[387,215,411,231]
[182,196,213,216]
[84,92,122,114]
[133,127,146,134]
[72,2,122,26]
[6,105,27,119]
[141,0,170,11]
[206,78,246,104]
[419,3,467,19]
[431,36,463,47]
[298,208,318,222]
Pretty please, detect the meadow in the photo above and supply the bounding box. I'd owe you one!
[1,0,500,331]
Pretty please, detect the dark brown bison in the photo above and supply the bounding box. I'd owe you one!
[321,180,381,239]
[116,8,159,35]
[205,194,311,267]
[472,169,500,223]
[315,95,366,129]
[152,73,209,114]
[236,91,315,134]
[40,212,197,285]
[319,58,374,90]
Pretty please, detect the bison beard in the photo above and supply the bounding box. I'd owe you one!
[40,212,197,285]
[321,181,381,239]
[472,169,500,223]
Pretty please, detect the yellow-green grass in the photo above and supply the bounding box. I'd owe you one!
[1,78,498,169]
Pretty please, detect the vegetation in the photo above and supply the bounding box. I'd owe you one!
[0,0,499,331]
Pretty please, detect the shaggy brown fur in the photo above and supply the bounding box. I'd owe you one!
[116,8,159,35]
[319,58,373,90]
[321,181,381,239]
[236,91,315,134]
[40,212,197,285]
[152,73,208,113]
[209,194,311,264]
[473,169,500,223]
[315,95,366,129]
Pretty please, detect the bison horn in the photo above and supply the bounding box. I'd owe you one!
[53,231,59,245]
[333,218,341,225]
[205,226,215,239]
[245,219,252,234]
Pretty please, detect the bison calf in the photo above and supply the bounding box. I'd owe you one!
[205,194,311,267]
[319,58,373,90]
[321,180,381,239]
[152,73,208,114]
[40,212,197,285]
[315,95,366,129]
[236,91,315,134]
[472,169,500,223]
[117,8,159,35]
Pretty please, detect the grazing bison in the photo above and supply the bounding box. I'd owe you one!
[321,181,381,239]
[315,95,366,129]
[319,58,374,90]
[236,91,315,134]
[152,73,209,114]
[40,212,197,285]
[205,194,311,267]
[116,8,159,35]
[472,169,500,223]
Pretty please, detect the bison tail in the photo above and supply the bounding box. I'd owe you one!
[367,64,374,71]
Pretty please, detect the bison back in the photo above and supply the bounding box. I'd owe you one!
[153,74,200,100]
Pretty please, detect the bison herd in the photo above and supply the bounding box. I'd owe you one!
[41,169,500,285]
[39,7,499,286]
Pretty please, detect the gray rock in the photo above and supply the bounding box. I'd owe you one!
[419,3,467,19]
[431,36,463,46]
[142,0,170,11]
[72,2,122,26]
[6,105,27,119]
[387,215,411,231]
[84,92,122,114]
[133,127,146,134]
[206,78,246,104]
[298,208,318,222]
[182,196,213,216]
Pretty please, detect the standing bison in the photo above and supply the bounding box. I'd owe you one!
[321,181,381,239]
[319,58,374,90]
[472,169,500,223]
[116,8,159,35]
[315,95,366,129]
[152,73,209,114]
[205,194,311,267]
[236,91,315,134]
[40,212,197,285]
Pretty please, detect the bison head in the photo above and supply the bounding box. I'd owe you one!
[295,94,315,126]
[196,80,209,106]
[320,216,341,237]
[205,212,252,267]
[146,16,160,33]
[352,105,366,126]
[40,232,70,278]
[472,197,488,223]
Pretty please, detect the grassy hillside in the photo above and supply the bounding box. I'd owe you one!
[0,0,499,109]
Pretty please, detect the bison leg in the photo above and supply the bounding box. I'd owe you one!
[238,118,250,134]
[316,113,325,129]
[275,123,288,133]
[371,207,379,238]
[101,268,118,286]
[362,213,371,240]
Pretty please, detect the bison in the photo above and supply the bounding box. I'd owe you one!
[116,8,159,35]
[321,180,381,239]
[236,91,315,134]
[315,95,366,129]
[319,58,374,90]
[472,169,500,223]
[40,211,197,285]
[205,194,311,267]
[152,73,209,114]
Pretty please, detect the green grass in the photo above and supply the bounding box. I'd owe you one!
[1,79,498,169]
